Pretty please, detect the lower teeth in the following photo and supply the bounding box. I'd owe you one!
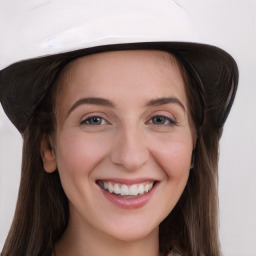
[117,194,143,198]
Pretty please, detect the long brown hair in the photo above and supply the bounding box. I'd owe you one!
[159,55,221,256]
[1,50,223,256]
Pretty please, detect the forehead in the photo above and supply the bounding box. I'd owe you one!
[54,50,188,116]
[57,50,185,90]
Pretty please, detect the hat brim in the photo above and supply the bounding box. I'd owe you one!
[0,41,238,134]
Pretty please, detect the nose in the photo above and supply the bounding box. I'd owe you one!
[110,126,149,171]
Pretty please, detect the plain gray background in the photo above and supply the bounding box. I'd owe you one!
[0,0,256,254]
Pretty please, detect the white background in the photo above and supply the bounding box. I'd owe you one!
[0,0,256,255]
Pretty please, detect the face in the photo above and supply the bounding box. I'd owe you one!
[43,50,195,243]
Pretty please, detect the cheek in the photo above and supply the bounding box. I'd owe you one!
[55,131,111,179]
[150,135,193,179]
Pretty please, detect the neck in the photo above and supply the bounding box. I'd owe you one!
[55,211,160,256]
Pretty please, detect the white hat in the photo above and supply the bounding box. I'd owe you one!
[0,0,238,133]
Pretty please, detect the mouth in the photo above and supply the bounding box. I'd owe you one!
[96,180,158,199]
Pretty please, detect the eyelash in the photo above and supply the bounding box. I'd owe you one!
[80,116,108,126]
[80,115,177,126]
[147,115,177,126]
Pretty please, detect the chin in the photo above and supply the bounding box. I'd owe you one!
[98,213,161,243]
[109,226,158,243]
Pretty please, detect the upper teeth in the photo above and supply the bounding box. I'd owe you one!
[100,181,154,196]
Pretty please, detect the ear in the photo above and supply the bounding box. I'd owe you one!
[41,136,57,173]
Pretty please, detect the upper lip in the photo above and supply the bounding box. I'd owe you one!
[96,178,158,185]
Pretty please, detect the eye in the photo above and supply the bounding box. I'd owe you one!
[81,116,108,126]
[148,115,177,126]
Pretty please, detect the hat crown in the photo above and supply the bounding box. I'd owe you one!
[0,0,197,70]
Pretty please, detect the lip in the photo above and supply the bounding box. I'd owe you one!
[97,177,156,185]
[97,179,159,209]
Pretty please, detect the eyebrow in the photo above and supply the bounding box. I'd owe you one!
[146,97,186,111]
[67,97,115,116]
[67,96,185,117]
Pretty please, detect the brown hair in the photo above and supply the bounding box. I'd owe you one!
[1,50,221,256]
[159,55,221,255]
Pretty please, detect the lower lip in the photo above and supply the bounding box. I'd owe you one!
[99,182,158,209]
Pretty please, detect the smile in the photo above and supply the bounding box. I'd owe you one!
[97,180,157,198]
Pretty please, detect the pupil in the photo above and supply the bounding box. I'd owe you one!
[154,116,165,124]
[91,117,101,124]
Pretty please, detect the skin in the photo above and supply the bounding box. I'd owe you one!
[42,50,196,256]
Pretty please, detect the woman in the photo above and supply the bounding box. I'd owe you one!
[0,0,238,255]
